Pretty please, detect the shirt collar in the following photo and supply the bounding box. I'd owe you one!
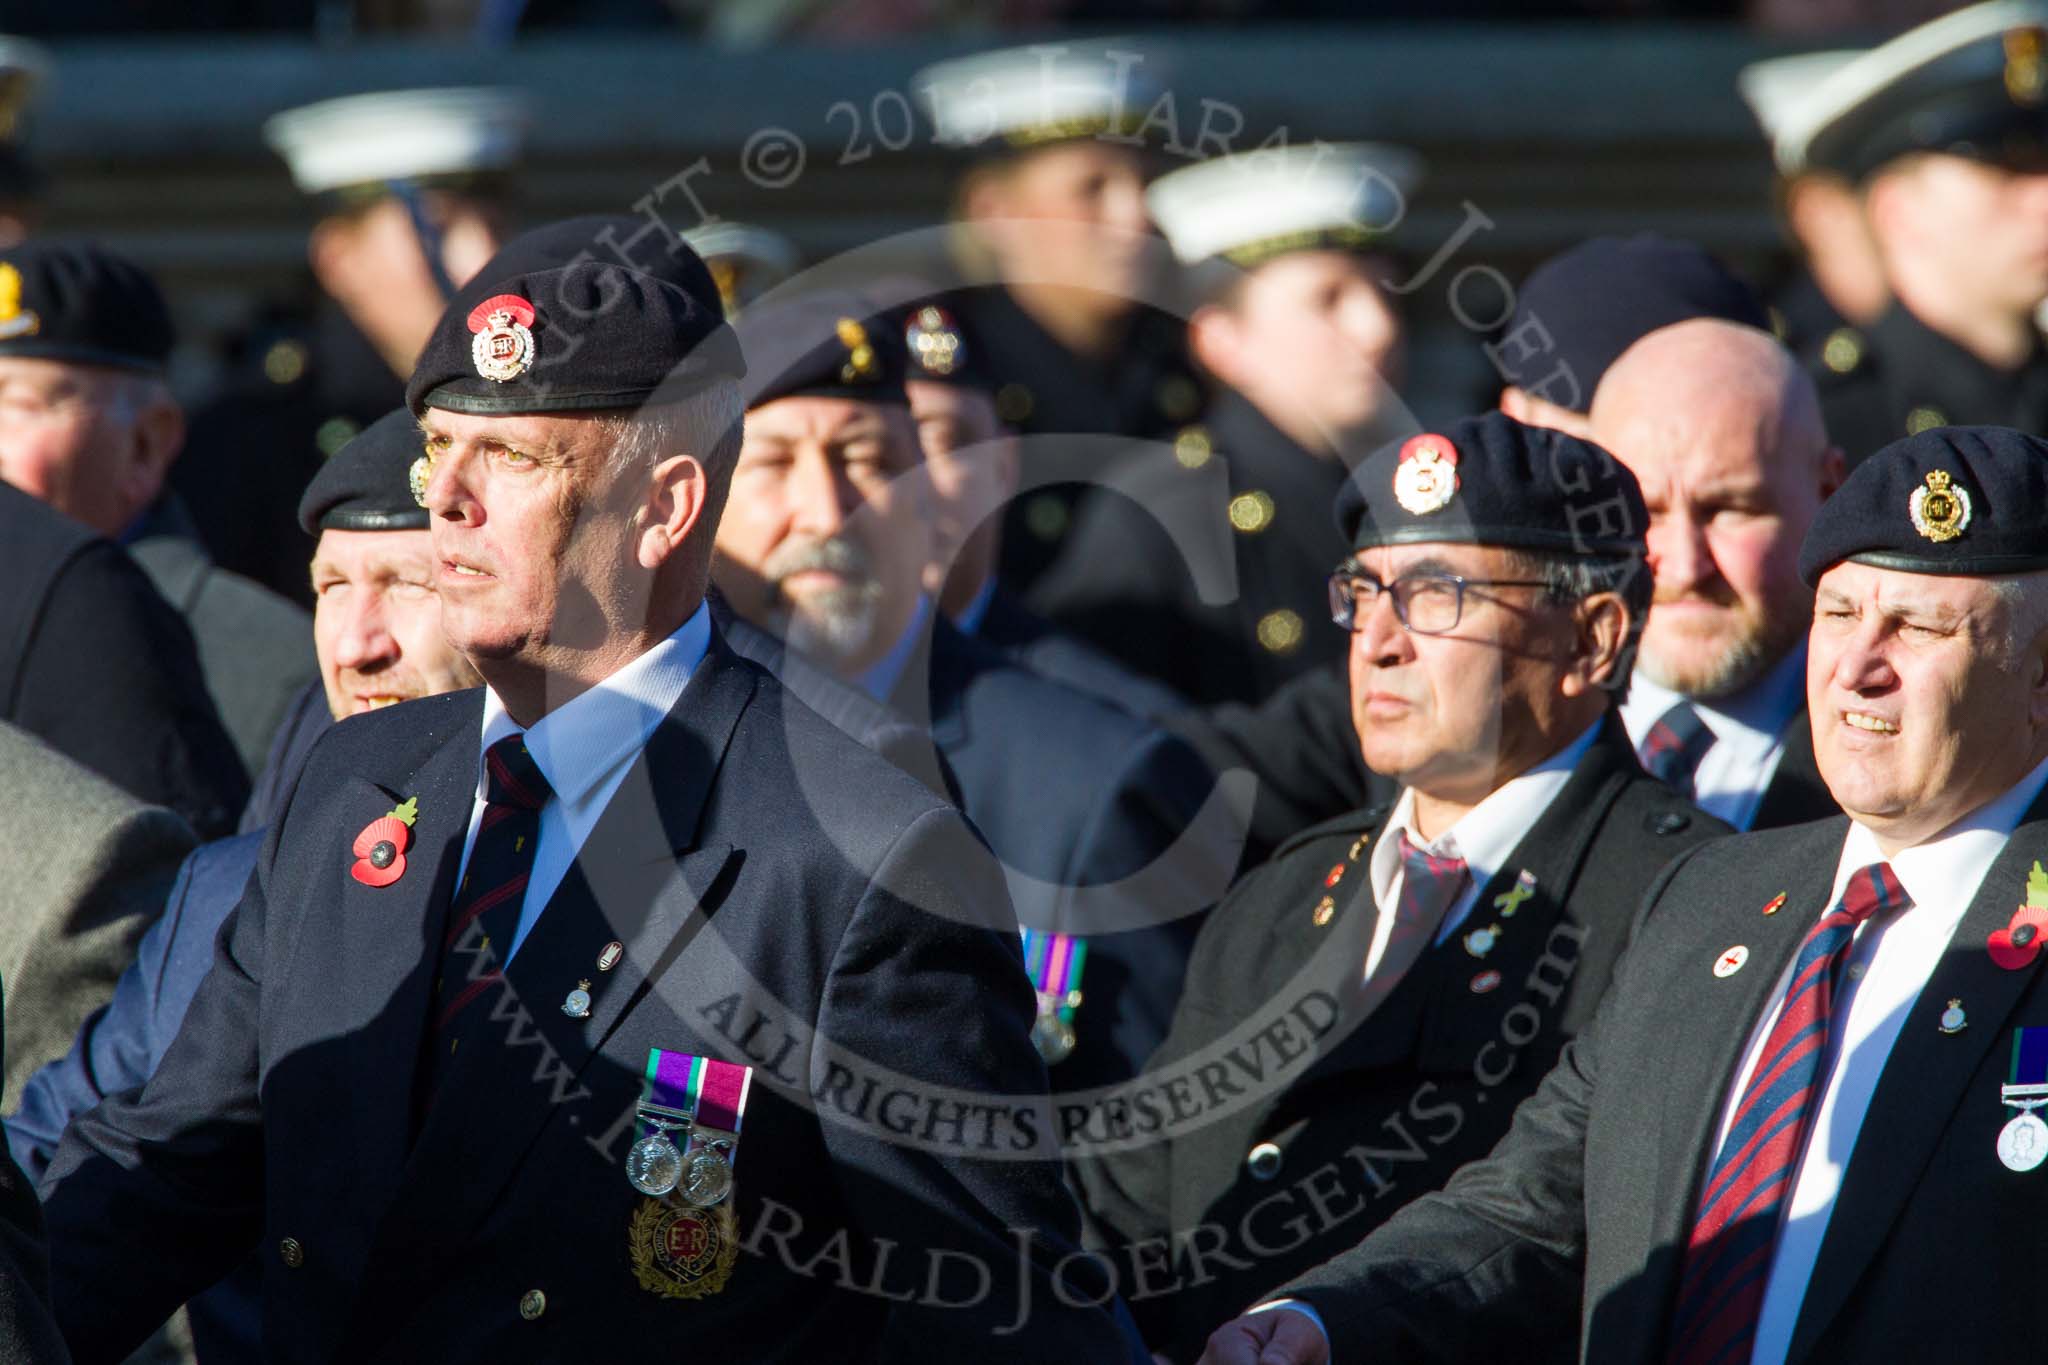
[1833,748,2048,923]
[1370,719,1601,904]
[853,595,931,703]
[951,577,999,638]
[1624,641,1808,760]
[477,600,712,810]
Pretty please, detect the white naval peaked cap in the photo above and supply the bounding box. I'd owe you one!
[1736,50,1863,174]
[1145,143,1425,267]
[682,221,802,317]
[1774,0,2048,177]
[915,40,1164,151]
[264,87,528,196]
[0,37,50,140]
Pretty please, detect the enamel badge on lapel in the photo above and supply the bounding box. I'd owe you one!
[1463,923,1502,958]
[1940,999,1968,1035]
[1713,944,1749,978]
[349,796,419,888]
[1469,969,1502,994]
[598,940,624,972]
[469,293,536,382]
[562,980,592,1019]
[1493,870,1536,918]
[1989,862,2048,970]
[1762,892,1787,917]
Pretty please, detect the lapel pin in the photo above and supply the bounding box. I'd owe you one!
[1714,944,1749,979]
[1940,999,1968,1034]
[1464,923,1502,958]
[1494,871,1536,918]
[562,980,593,1019]
[1762,892,1787,916]
[1989,863,2048,970]
[1312,896,1336,927]
[1323,863,1347,889]
[1469,969,1502,994]
[598,941,624,972]
[349,795,419,888]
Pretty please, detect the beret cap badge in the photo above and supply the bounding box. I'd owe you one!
[1392,433,1460,516]
[468,293,537,383]
[905,305,964,377]
[836,317,878,384]
[2007,27,2048,106]
[1908,468,1972,543]
[0,262,39,340]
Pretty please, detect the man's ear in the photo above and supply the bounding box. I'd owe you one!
[636,453,709,571]
[1188,302,1238,391]
[1561,591,1629,697]
[120,390,185,519]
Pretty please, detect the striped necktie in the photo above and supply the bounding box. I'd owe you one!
[1361,831,1470,999]
[1664,862,1908,1365]
[1640,700,1716,802]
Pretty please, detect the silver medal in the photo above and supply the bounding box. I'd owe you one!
[681,1144,733,1207]
[627,1131,684,1196]
[1999,1111,2048,1172]
[1030,1011,1076,1066]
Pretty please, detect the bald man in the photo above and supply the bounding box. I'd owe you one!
[1591,318,1845,829]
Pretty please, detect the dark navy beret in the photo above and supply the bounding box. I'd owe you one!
[298,408,430,535]
[406,253,744,417]
[474,215,729,321]
[0,237,171,373]
[1496,234,1769,414]
[1801,9,2048,181]
[1798,425,2048,584]
[1336,410,1647,558]
[737,291,908,409]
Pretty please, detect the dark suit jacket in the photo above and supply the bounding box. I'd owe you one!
[892,619,1241,1093]
[0,481,249,839]
[973,587,1187,721]
[39,635,1127,1364]
[1075,715,1728,1357]
[1284,792,2048,1363]
[129,497,319,782]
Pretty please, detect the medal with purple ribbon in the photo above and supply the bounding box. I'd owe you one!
[1021,930,1087,1066]
[1998,1028,2048,1173]
[626,1050,752,1202]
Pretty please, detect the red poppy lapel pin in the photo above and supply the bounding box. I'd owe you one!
[1988,861,2048,971]
[350,796,419,888]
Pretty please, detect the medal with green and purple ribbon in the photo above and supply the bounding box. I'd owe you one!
[1021,929,1087,1066]
[1999,1027,2048,1172]
[625,1049,752,1203]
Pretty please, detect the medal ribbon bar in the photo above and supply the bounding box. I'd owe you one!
[2006,1028,2048,1115]
[1021,929,1088,1025]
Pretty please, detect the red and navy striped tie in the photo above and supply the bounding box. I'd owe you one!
[1640,700,1717,802]
[1664,862,1907,1365]
[429,734,552,1072]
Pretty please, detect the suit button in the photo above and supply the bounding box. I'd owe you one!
[1246,1141,1283,1181]
[278,1237,304,1269]
[520,1289,547,1321]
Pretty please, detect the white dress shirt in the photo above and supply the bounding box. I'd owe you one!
[1712,749,2048,1365]
[1363,721,1598,977]
[1620,643,1807,831]
[456,602,711,964]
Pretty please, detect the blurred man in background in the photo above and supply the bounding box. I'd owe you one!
[1033,143,1419,707]
[0,237,317,777]
[176,86,525,603]
[1787,1,2048,461]
[915,41,1206,590]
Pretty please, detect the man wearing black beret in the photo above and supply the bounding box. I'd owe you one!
[1206,424,2048,1365]
[39,250,1129,1360]
[710,290,1233,1094]
[1072,410,1727,1359]
[0,236,318,780]
[1776,2,2048,464]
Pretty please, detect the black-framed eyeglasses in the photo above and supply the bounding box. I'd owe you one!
[1327,567,1551,636]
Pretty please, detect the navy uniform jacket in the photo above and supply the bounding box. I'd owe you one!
[892,619,1240,1093]
[948,287,1205,594]
[0,481,249,840]
[129,496,319,781]
[1073,716,1728,1358]
[1811,301,2048,468]
[971,586,1187,721]
[1282,791,2048,1363]
[39,636,1128,1364]
[1030,392,1354,708]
